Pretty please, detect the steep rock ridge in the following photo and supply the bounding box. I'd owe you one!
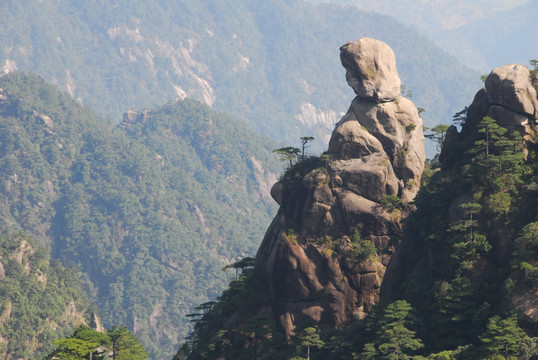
[464,64,538,321]
[381,63,538,319]
[255,38,425,337]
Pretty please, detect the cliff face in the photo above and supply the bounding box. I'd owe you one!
[255,38,425,337]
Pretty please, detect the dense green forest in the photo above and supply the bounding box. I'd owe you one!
[0,72,281,358]
[179,104,538,359]
[46,324,148,360]
[0,231,94,360]
[0,0,480,154]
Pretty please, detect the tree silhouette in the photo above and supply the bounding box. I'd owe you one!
[300,136,315,160]
[273,147,301,167]
[425,124,450,152]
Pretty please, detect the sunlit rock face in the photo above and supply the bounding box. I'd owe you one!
[440,63,538,165]
[340,38,401,102]
[255,38,425,337]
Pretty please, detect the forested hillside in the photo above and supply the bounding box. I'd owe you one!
[0,231,94,360]
[0,0,479,154]
[0,72,280,358]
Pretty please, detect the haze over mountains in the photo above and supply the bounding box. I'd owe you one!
[1,0,481,156]
[309,0,537,72]
[0,72,280,359]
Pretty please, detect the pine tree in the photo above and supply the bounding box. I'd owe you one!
[295,326,325,360]
[47,326,109,360]
[363,300,423,359]
[479,314,526,358]
[425,124,450,152]
[108,325,148,360]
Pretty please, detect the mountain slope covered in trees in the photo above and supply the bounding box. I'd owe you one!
[0,0,480,154]
[0,231,94,360]
[0,72,280,358]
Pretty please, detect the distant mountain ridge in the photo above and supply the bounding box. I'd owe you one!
[309,0,536,72]
[0,0,480,155]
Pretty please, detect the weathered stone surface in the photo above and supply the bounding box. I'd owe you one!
[340,38,401,102]
[337,190,400,236]
[485,64,538,118]
[328,116,385,159]
[505,288,538,323]
[302,202,332,233]
[329,94,425,202]
[33,111,55,135]
[312,183,336,206]
[442,63,538,168]
[332,156,399,202]
[121,109,151,127]
[488,104,530,130]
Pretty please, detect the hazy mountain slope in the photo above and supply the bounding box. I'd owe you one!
[0,0,480,155]
[0,72,280,359]
[0,231,94,360]
[309,0,535,72]
[311,0,531,34]
[436,0,538,72]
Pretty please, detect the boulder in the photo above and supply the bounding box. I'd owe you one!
[340,38,401,102]
[33,111,55,135]
[328,116,385,159]
[485,64,538,119]
[332,156,399,202]
[270,182,285,206]
[121,109,151,127]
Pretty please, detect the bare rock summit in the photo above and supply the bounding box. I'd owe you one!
[340,38,401,102]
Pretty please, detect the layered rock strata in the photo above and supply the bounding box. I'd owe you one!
[255,38,425,337]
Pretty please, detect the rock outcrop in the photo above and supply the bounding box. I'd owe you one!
[255,38,425,337]
[440,64,538,165]
[121,109,151,128]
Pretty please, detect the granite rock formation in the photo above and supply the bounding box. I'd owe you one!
[440,63,538,165]
[255,38,425,337]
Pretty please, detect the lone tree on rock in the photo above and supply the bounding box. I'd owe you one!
[300,136,315,160]
[273,146,301,167]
